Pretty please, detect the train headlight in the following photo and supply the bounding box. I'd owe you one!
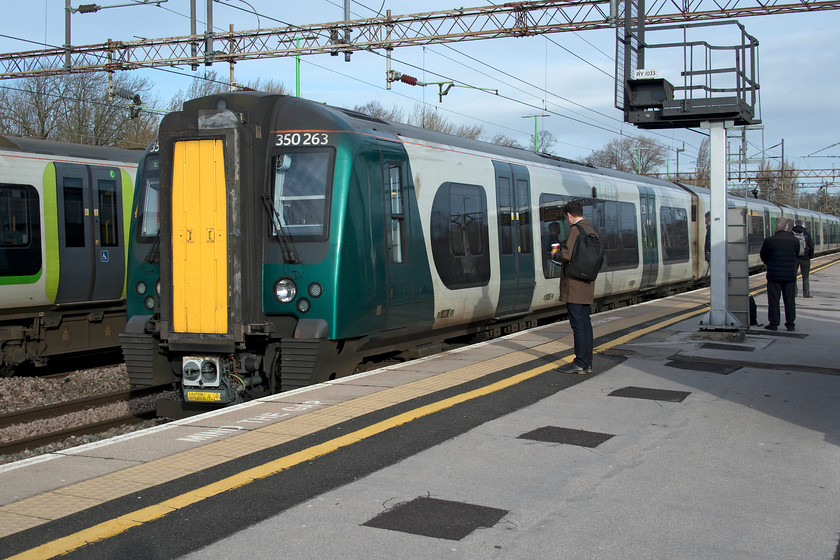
[144,296,155,310]
[135,282,147,296]
[296,298,311,313]
[274,278,297,303]
[155,279,161,296]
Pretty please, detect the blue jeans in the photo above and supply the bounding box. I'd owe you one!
[566,302,593,368]
[766,280,796,329]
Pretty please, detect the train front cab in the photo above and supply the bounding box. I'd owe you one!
[151,94,436,410]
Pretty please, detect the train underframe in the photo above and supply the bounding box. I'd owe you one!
[0,302,125,376]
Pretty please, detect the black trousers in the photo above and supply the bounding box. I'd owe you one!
[766,280,796,329]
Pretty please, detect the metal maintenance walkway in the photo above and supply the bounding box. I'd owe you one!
[2,257,839,560]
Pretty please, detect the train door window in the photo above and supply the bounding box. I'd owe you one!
[659,206,689,263]
[516,179,531,254]
[63,178,86,248]
[498,177,513,255]
[387,164,405,263]
[0,184,41,277]
[97,179,119,247]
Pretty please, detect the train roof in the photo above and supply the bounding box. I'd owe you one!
[332,105,686,191]
[0,134,142,164]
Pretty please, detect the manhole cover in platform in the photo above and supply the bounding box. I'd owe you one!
[362,497,508,541]
[665,359,740,375]
[701,343,754,352]
[609,386,691,402]
[518,426,614,448]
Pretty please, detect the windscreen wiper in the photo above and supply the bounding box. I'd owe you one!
[261,193,300,264]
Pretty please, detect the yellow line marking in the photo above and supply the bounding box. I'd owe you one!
[0,305,718,560]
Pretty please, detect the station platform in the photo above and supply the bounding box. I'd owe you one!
[1,257,839,560]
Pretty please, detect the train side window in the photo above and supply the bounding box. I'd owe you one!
[430,182,490,289]
[139,154,160,239]
[748,215,764,254]
[63,178,86,248]
[659,205,689,264]
[387,164,405,263]
[0,184,41,278]
[538,194,569,279]
[98,179,119,247]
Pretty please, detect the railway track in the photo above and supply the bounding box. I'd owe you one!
[0,384,173,456]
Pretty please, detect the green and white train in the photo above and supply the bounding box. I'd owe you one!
[0,135,139,373]
[120,93,840,412]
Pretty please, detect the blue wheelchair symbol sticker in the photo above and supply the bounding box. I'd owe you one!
[101,250,110,263]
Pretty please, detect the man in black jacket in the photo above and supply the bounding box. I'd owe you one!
[759,217,799,331]
[792,219,815,298]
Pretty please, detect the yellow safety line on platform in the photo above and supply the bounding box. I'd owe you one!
[4,305,709,560]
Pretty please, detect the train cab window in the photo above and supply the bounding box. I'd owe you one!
[387,164,405,263]
[659,206,689,264]
[0,184,41,278]
[97,179,119,247]
[271,149,334,241]
[63,178,86,248]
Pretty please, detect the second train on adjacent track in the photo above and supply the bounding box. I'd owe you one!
[120,92,840,412]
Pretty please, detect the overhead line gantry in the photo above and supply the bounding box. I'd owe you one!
[1,0,839,79]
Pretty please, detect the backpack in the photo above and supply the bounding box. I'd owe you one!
[793,230,806,257]
[563,223,605,281]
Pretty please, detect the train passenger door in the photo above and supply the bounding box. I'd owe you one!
[494,161,534,317]
[53,163,127,303]
[638,186,658,289]
[381,151,413,331]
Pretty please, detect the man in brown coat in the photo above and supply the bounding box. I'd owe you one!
[552,200,596,374]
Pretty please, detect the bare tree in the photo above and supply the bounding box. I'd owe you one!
[169,71,290,111]
[0,72,158,149]
[583,135,668,174]
[352,100,406,123]
[0,75,64,139]
[489,132,524,148]
[754,159,801,205]
[530,129,557,155]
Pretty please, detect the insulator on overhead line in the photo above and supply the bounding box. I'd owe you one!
[77,4,101,13]
[400,74,419,86]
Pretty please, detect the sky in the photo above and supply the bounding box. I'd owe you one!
[1,0,838,188]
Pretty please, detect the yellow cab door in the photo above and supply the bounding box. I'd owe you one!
[171,139,228,334]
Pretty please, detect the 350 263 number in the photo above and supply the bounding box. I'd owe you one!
[275,132,330,147]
